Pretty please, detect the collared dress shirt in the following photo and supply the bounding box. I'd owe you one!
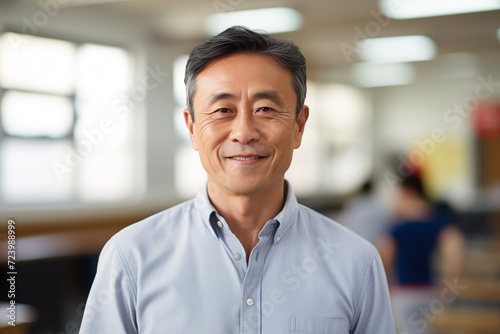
[79,181,396,334]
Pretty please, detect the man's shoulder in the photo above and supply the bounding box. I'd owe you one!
[112,198,198,245]
[296,203,375,253]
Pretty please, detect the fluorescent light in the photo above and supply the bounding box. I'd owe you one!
[205,7,302,35]
[357,35,436,63]
[380,0,500,19]
[351,62,414,87]
[59,0,131,7]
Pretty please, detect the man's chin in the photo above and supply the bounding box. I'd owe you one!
[220,174,285,197]
[215,176,268,196]
[225,182,264,196]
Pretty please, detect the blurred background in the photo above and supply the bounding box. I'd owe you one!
[0,0,499,333]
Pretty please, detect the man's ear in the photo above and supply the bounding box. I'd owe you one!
[184,109,198,151]
[294,105,309,149]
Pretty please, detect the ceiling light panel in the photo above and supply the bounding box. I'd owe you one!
[205,7,302,35]
[351,62,415,87]
[380,0,500,19]
[357,35,436,63]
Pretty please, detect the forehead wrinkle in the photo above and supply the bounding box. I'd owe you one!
[204,88,289,111]
[252,90,286,108]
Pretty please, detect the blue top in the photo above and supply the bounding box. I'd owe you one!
[79,181,395,334]
[390,212,448,285]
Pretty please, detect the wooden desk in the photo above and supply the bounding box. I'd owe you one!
[3,226,126,262]
[432,309,500,334]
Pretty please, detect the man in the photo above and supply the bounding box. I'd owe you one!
[80,26,395,334]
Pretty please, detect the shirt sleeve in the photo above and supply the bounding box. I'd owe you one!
[352,247,396,334]
[79,237,137,334]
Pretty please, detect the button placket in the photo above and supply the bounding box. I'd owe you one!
[214,215,247,281]
[240,235,275,334]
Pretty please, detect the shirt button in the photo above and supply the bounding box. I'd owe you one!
[275,235,281,242]
[233,253,241,260]
[246,298,255,306]
[217,221,223,228]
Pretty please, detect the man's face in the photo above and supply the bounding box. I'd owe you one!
[184,53,308,196]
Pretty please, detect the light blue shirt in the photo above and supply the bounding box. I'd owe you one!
[80,182,395,334]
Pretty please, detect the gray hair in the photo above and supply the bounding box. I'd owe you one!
[184,26,307,121]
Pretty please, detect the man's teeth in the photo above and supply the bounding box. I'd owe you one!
[232,156,260,160]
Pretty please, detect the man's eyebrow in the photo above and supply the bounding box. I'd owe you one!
[208,92,237,105]
[252,90,285,107]
[208,90,286,106]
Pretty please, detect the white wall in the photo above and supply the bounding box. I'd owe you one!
[371,53,500,207]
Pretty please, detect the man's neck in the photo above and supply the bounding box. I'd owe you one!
[207,179,286,259]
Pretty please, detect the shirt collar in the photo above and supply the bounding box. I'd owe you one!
[194,185,218,238]
[273,180,299,241]
[194,180,299,241]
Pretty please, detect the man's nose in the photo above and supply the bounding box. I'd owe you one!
[230,111,261,144]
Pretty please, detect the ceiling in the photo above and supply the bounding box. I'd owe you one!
[9,0,500,79]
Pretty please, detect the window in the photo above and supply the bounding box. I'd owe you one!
[286,82,373,196]
[173,55,206,198]
[0,32,142,205]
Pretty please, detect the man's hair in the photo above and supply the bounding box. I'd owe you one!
[184,25,307,121]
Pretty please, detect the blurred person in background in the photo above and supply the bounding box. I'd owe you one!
[337,180,390,245]
[377,173,464,334]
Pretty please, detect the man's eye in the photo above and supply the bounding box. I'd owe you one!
[257,107,274,112]
[216,108,232,114]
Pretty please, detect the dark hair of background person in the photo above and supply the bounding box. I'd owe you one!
[401,174,429,202]
[184,25,307,121]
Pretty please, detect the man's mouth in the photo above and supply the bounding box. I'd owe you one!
[230,156,262,161]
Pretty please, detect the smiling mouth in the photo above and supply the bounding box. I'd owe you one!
[230,156,262,161]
